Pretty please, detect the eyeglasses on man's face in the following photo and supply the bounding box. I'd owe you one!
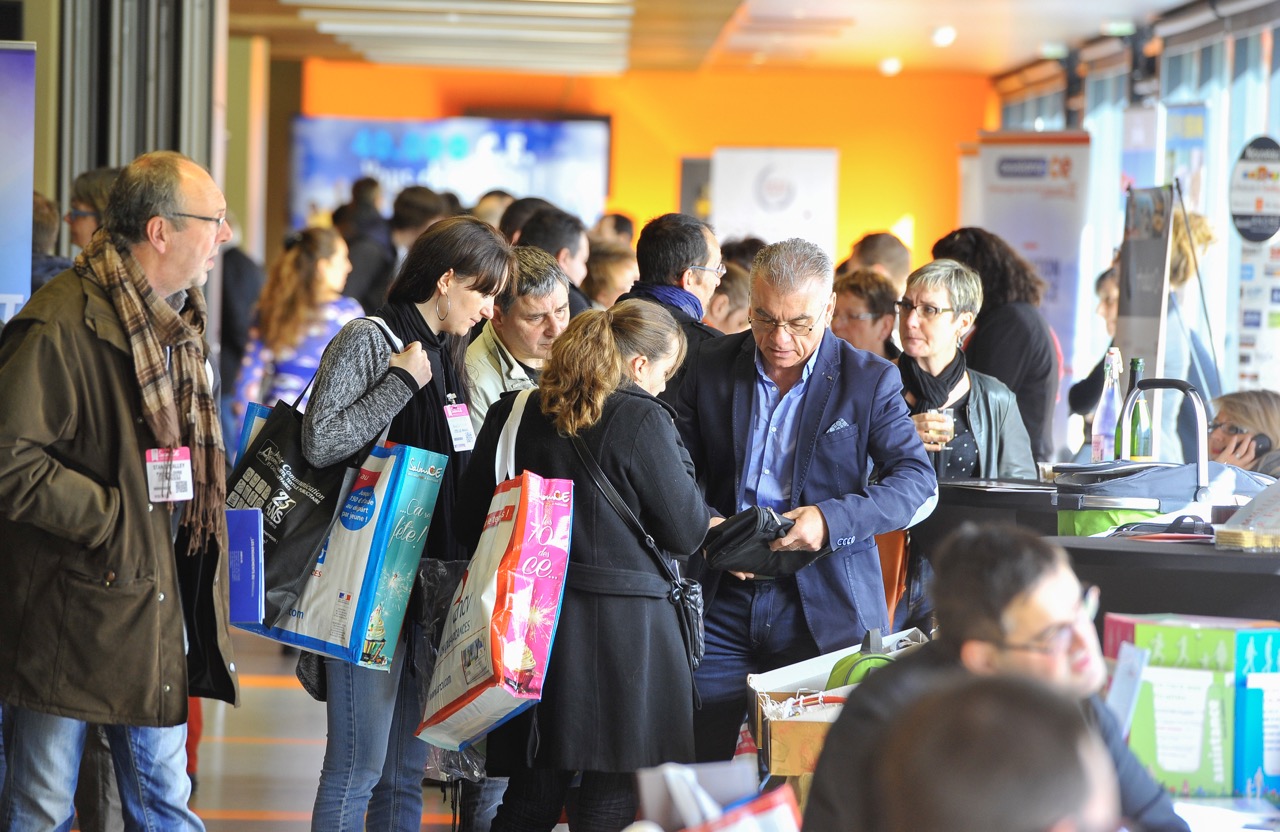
[172,212,228,232]
[747,316,819,338]
[894,298,955,321]
[996,584,1100,657]
[689,263,727,278]
[65,209,99,222]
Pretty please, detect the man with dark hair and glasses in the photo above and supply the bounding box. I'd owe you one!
[676,237,936,764]
[804,524,1188,832]
[621,212,725,405]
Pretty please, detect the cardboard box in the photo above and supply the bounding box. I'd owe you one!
[746,629,925,776]
[1128,665,1234,797]
[1104,613,1280,799]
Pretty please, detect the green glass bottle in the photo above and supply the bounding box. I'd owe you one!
[1116,357,1153,460]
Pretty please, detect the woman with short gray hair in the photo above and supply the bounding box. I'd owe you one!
[892,259,1035,630]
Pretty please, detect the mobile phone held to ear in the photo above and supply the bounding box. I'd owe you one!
[1254,433,1273,458]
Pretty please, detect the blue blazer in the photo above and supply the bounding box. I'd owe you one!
[676,330,936,652]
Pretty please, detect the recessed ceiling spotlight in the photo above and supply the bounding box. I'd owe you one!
[1039,42,1069,60]
[879,56,902,76]
[932,25,956,48]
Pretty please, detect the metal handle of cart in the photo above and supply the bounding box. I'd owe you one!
[1119,377,1209,499]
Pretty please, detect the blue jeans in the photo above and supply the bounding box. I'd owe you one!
[460,776,506,832]
[312,636,429,831]
[0,704,200,832]
[491,769,635,832]
[692,577,821,762]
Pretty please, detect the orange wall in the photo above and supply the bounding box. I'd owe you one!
[301,60,998,267]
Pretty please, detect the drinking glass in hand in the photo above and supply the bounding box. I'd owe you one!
[928,407,955,478]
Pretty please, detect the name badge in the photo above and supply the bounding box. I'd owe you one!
[145,447,194,502]
[444,403,476,452]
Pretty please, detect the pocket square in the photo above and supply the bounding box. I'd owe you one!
[826,418,851,434]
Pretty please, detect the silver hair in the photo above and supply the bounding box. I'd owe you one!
[499,246,572,314]
[750,238,834,295]
[905,259,984,316]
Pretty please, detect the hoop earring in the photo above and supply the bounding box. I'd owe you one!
[435,293,450,322]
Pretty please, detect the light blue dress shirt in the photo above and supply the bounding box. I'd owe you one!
[739,346,823,513]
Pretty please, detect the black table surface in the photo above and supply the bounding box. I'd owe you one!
[1053,536,1280,623]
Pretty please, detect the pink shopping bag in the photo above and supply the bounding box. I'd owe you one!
[416,469,572,750]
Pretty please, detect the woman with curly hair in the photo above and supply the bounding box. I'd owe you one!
[232,227,361,422]
[932,227,1060,462]
[454,299,709,831]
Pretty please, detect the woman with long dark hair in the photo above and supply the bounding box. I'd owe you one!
[233,227,360,421]
[454,300,710,831]
[301,215,515,831]
[932,227,1059,461]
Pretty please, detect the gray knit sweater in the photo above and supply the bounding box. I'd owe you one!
[301,318,415,468]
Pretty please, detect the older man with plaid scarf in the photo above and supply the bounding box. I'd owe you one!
[0,151,239,830]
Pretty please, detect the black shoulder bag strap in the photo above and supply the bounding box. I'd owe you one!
[569,435,705,699]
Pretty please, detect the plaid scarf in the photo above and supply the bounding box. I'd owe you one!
[76,232,227,557]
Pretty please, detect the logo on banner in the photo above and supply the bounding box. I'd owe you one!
[753,165,796,211]
[1244,310,1263,328]
[998,157,1047,178]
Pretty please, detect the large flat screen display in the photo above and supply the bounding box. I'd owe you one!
[292,116,610,229]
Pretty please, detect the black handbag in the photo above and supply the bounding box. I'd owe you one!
[226,318,397,627]
[569,436,705,671]
[702,506,833,579]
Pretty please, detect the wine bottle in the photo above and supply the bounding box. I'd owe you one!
[1118,357,1153,460]
[1092,347,1122,462]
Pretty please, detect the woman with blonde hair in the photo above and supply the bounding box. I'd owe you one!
[1208,390,1280,477]
[233,227,361,422]
[454,299,710,831]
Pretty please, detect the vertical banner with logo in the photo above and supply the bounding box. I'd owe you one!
[710,148,839,259]
[975,132,1091,457]
[0,42,36,322]
[1229,136,1280,390]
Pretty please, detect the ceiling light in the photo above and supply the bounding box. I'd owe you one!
[1039,42,1069,60]
[932,25,956,48]
[1101,20,1136,38]
[879,56,902,76]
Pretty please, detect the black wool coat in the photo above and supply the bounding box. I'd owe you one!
[453,385,710,773]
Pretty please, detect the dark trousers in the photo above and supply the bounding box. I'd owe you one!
[692,576,821,762]
[892,550,935,634]
[490,769,635,832]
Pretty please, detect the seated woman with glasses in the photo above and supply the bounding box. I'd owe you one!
[1207,390,1280,477]
[892,259,1035,630]
[831,269,900,360]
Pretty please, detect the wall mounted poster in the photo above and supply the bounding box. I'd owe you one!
[0,42,36,322]
[1230,136,1280,390]
[709,148,839,259]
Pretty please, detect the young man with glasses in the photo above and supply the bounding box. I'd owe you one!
[804,524,1188,832]
[675,237,936,763]
[620,212,725,405]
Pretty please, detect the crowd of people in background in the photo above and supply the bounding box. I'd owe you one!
[8,156,1268,832]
